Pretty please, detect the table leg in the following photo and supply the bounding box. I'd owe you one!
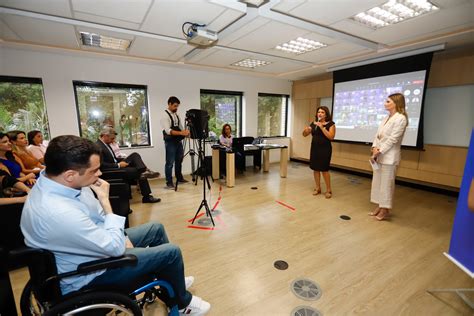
[280,147,288,178]
[212,148,219,180]
[226,152,235,188]
[263,149,270,172]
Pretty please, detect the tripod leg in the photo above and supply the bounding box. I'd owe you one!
[191,200,206,224]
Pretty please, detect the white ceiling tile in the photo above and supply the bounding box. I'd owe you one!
[141,0,227,38]
[128,37,185,60]
[366,3,474,45]
[271,0,306,13]
[195,49,250,67]
[1,15,79,48]
[206,8,245,33]
[0,18,21,40]
[1,0,73,17]
[73,12,141,30]
[71,0,152,24]
[167,45,199,61]
[330,19,376,37]
[272,42,371,64]
[227,20,307,51]
[217,16,270,45]
[251,60,309,74]
[282,0,384,25]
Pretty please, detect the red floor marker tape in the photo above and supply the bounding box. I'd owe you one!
[188,212,205,223]
[276,200,296,211]
[187,225,215,230]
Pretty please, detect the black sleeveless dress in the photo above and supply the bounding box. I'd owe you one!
[309,121,334,171]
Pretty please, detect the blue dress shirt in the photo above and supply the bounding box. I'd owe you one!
[20,171,126,294]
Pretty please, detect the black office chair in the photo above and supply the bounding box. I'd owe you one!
[232,137,262,172]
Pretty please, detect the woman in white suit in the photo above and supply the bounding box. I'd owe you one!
[369,93,408,220]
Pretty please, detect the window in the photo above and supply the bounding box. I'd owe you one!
[74,81,151,147]
[200,90,242,138]
[0,76,50,139]
[257,93,289,137]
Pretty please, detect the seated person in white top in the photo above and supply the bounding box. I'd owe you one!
[27,130,48,164]
[219,124,233,148]
[20,135,211,315]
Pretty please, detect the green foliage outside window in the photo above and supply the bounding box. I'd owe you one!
[74,82,150,147]
[257,94,288,137]
[200,92,241,137]
[0,77,50,139]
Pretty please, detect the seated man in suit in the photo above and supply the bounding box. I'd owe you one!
[97,126,160,204]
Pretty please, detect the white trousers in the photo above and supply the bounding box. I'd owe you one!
[371,164,397,209]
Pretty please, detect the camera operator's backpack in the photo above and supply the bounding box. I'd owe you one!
[163,110,184,142]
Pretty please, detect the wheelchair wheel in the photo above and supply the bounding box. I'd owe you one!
[43,291,142,315]
[20,280,45,315]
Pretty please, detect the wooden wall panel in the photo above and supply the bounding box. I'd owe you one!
[291,47,473,189]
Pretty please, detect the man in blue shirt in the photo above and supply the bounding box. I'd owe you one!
[21,135,210,315]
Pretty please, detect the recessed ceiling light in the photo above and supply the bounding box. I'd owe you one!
[231,58,271,68]
[80,32,131,51]
[352,0,439,29]
[275,37,327,55]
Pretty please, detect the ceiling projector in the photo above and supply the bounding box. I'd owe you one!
[187,26,218,46]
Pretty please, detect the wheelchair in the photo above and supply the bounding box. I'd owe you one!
[13,246,179,316]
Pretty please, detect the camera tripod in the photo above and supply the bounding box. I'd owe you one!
[179,124,215,226]
[190,138,214,226]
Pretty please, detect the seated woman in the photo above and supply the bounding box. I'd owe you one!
[0,169,29,205]
[0,132,36,186]
[27,130,48,164]
[8,130,44,176]
[219,124,233,148]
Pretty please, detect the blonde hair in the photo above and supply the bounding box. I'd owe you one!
[388,93,408,121]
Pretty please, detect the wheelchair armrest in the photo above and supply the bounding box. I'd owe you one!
[50,254,138,283]
[77,254,137,274]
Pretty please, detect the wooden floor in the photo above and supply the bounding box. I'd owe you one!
[9,161,474,315]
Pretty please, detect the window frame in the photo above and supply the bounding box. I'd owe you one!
[0,75,51,139]
[73,80,152,147]
[257,92,289,138]
[200,89,243,137]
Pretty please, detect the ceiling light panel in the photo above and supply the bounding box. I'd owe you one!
[275,37,327,55]
[80,32,131,51]
[352,0,439,29]
[231,58,271,68]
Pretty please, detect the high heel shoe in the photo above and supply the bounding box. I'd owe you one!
[313,188,321,196]
[324,191,332,199]
[368,207,380,216]
[375,208,389,221]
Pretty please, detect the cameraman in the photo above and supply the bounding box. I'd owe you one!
[160,96,190,189]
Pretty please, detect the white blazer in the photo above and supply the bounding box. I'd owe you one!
[372,112,408,165]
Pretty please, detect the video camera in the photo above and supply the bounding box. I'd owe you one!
[185,109,210,140]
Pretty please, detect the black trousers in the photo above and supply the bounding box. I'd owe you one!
[119,153,151,197]
[124,152,147,173]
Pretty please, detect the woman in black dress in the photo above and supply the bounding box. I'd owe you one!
[303,106,336,198]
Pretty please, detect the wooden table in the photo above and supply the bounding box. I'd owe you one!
[212,144,288,188]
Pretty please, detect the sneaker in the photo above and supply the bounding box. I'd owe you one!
[165,182,175,190]
[177,178,189,183]
[185,276,194,290]
[179,296,210,316]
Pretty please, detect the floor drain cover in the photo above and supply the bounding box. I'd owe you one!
[340,215,351,220]
[197,217,213,226]
[251,186,258,190]
[291,306,322,316]
[274,260,289,270]
[291,278,322,301]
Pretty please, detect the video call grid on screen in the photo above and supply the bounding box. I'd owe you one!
[333,70,426,146]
